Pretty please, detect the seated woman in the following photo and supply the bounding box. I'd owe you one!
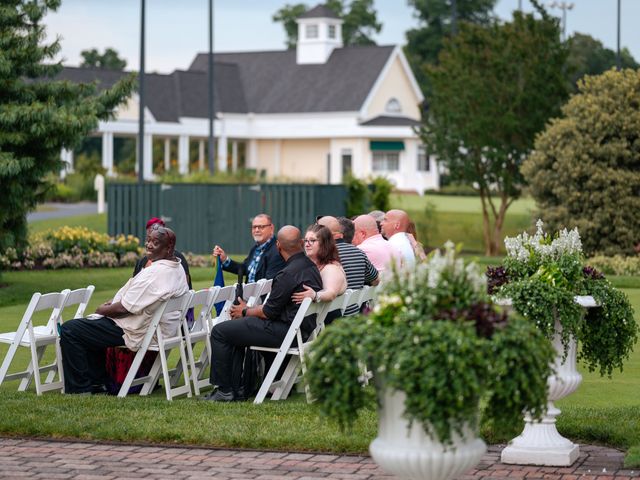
[292,224,347,325]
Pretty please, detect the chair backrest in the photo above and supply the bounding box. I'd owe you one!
[188,287,218,334]
[21,290,69,339]
[243,280,265,306]
[339,289,360,316]
[258,278,273,297]
[155,292,193,341]
[210,285,237,327]
[61,285,95,320]
[358,285,378,307]
[309,293,347,340]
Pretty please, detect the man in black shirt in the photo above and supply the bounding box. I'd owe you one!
[205,225,322,402]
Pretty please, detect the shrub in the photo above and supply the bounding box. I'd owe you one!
[523,68,640,256]
[587,255,640,276]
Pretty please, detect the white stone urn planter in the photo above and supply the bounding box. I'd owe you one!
[370,388,487,480]
[500,295,597,467]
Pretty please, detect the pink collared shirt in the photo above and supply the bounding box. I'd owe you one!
[357,234,401,273]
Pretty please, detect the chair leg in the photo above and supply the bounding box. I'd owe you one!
[272,356,300,401]
[0,341,20,388]
[253,348,290,404]
[118,349,151,398]
[185,339,201,396]
[28,342,43,395]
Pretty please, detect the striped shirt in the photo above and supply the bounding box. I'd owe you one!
[336,239,379,315]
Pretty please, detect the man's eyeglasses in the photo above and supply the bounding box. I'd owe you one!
[251,224,272,231]
[303,238,318,245]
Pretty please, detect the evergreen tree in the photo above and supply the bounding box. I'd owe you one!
[0,0,135,253]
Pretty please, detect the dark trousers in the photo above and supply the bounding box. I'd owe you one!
[209,317,290,391]
[60,317,126,393]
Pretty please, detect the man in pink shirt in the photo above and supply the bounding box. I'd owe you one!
[352,214,401,273]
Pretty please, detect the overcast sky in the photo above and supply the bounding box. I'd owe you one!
[43,0,638,74]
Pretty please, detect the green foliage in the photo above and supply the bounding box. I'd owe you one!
[344,174,369,216]
[0,1,135,255]
[343,175,392,217]
[369,176,392,212]
[80,47,127,70]
[566,33,639,90]
[523,68,640,256]
[273,1,381,48]
[404,0,496,92]
[157,169,260,184]
[492,222,638,377]
[588,255,640,277]
[421,2,568,255]
[306,245,554,444]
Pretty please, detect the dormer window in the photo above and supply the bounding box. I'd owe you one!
[385,98,402,114]
[305,24,319,39]
[328,25,336,39]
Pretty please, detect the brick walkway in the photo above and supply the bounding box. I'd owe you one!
[0,438,636,479]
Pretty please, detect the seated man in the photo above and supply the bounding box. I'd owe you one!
[205,225,322,402]
[60,226,189,395]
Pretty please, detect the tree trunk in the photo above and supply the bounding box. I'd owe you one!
[479,191,493,256]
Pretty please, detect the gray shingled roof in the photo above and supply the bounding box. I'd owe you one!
[360,115,421,127]
[299,4,340,19]
[189,45,395,114]
[54,65,248,122]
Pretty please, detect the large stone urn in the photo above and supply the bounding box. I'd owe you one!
[370,388,486,480]
[501,296,597,466]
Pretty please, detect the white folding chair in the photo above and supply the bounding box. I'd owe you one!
[117,292,193,400]
[358,285,378,309]
[45,285,95,390]
[252,297,333,404]
[182,287,219,395]
[0,290,69,395]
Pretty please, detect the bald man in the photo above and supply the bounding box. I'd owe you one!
[205,226,322,402]
[380,209,416,268]
[60,226,189,394]
[352,214,401,273]
[318,216,379,315]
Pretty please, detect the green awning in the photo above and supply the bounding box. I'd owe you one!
[370,140,405,151]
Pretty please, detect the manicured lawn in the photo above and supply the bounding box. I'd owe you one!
[28,213,107,235]
[390,193,536,216]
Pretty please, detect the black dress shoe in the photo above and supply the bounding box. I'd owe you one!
[202,389,234,402]
[233,387,249,402]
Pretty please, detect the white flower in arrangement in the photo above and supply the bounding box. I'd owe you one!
[504,220,583,262]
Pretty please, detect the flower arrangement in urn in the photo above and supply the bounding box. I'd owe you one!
[488,220,637,375]
[306,243,555,480]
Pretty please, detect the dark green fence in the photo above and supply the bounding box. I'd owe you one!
[107,183,348,254]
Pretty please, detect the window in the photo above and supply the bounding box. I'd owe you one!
[385,98,402,114]
[305,24,318,39]
[417,145,430,172]
[372,152,399,172]
[328,25,336,39]
[341,149,352,176]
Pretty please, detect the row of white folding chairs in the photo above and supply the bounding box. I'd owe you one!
[251,284,379,404]
[0,286,95,395]
[119,278,273,400]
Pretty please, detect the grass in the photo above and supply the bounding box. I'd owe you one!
[28,213,107,235]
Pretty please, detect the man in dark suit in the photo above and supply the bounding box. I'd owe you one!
[212,213,285,283]
[204,225,322,402]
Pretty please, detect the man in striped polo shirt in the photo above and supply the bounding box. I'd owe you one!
[318,216,379,316]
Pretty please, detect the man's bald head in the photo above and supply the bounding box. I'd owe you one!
[276,225,303,258]
[352,214,379,246]
[381,209,411,239]
[317,216,342,239]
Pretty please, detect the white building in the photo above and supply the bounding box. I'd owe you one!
[59,4,439,193]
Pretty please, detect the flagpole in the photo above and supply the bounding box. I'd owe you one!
[208,0,216,174]
[137,0,146,184]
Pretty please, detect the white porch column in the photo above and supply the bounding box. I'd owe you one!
[164,138,171,172]
[60,148,74,179]
[218,135,228,173]
[248,139,258,169]
[198,140,205,171]
[178,135,189,175]
[101,132,114,177]
[329,139,341,184]
[274,139,282,177]
[143,133,153,180]
[231,141,239,172]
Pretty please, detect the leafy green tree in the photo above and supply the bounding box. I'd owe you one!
[0,0,135,253]
[273,0,381,48]
[566,33,638,89]
[522,69,640,256]
[80,47,127,70]
[422,3,568,255]
[405,0,496,93]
